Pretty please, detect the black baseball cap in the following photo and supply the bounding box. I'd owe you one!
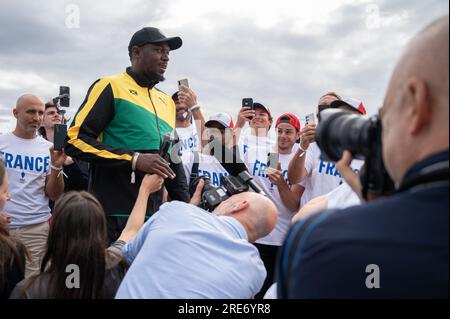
[128,27,182,55]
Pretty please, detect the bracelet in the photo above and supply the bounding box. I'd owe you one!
[299,144,308,153]
[188,105,200,112]
[130,152,140,184]
[50,164,63,171]
[131,152,140,171]
[50,164,67,178]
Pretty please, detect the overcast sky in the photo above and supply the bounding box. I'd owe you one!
[0,0,448,134]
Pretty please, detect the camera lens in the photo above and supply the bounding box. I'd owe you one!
[315,109,374,162]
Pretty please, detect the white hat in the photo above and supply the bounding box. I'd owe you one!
[205,112,234,129]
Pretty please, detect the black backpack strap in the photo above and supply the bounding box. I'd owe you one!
[277,210,331,298]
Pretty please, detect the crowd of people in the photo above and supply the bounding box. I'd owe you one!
[0,16,448,299]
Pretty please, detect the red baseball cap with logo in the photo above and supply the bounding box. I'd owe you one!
[276,113,301,132]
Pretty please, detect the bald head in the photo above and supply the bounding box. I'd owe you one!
[214,192,277,243]
[395,16,449,111]
[382,16,449,185]
[16,94,44,111]
[13,94,45,139]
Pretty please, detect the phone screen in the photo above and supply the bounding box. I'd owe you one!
[178,79,189,90]
[53,124,67,151]
[300,113,316,128]
[267,152,279,169]
[242,98,254,109]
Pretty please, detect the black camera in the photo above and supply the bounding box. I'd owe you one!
[315,109,395,200]
[189,171,265,212]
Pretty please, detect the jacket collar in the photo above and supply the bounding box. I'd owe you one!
[126,67,158,89]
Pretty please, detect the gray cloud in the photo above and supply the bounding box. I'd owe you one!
[0,0,448,134]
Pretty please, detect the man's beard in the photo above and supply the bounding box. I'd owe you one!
[145,71,165,83]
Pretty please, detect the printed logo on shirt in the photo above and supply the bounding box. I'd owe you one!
[0,151,50,177]
[251,160,290,189]
[318,160,360,184]
[178,135,199,156]
[129,89,138,96]
[193,169,229,187]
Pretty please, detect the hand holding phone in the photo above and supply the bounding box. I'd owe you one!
[53,124,67,151]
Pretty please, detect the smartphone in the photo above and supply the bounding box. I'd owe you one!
[59,86,70,107]
[267,152,279,170]
[54,124,67,151]
[178,78,189,90]
[242,98,254,120]
[300,113,316,128]
[305,113,316,126]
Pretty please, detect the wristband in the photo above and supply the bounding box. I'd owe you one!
[188,105,200,112]
[50,164,67,178]
[131,152,140,184]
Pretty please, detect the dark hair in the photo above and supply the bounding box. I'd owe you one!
[0,159,26,294]
[23,191,109,298]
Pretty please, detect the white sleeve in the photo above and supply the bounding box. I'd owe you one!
[304,144,315,176]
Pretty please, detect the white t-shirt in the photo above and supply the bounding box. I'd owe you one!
[239,134,275,163]
[244,145,301,246]
[325,182,361,210]
[0,132,52,228]
[175,126,200,162]
[300,142,364,208]
[182,151,229,187]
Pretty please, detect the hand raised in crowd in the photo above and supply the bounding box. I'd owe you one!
[139,174,165,195]
[336,150,363,201]
[49,146,67,168]
[299,123,317,150]
[266,163,287,187]
[189,178,205,206]
[177,85,197,108]
[136,153,176,180]
[236,107,256,128]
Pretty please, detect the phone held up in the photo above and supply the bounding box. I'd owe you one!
[178,78,189,90]
[242,98,254,120]
[267,152,279,170]
[53,123,67,151]
[300,113,316,128]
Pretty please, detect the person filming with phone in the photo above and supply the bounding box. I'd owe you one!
[288,93,366,209]
[242,113,304,298]
[64,27,190,242]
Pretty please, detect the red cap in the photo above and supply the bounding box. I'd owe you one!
[276,113,301,132]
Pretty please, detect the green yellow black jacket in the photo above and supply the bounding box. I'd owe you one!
[65,68,189,217]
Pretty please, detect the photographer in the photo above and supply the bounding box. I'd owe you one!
[116,188,277,299]
[278,16,449,298]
